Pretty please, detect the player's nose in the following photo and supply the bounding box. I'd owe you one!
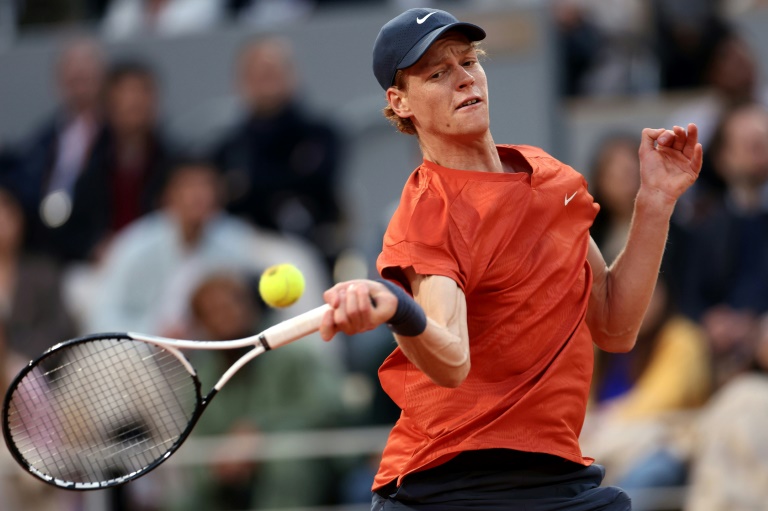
[456,66,475,89]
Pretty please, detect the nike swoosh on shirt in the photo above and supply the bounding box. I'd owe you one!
[417,12,436,24]
[564,192,578,205]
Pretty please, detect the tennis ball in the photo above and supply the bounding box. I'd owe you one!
[259,263,305,308]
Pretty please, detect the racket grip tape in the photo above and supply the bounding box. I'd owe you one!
[259,304,331,349]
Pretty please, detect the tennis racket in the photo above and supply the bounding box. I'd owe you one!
[2,303,331,490]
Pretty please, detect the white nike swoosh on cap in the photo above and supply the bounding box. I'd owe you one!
[417,12,435,24]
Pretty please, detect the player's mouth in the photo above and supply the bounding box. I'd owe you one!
[456,98,481,110]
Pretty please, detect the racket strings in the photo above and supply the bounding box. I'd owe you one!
[5,338,199,485]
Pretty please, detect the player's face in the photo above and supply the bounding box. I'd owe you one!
[393,33,489,140]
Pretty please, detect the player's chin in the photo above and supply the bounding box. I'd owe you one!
[452,121,488,138]
[453,113,488,132]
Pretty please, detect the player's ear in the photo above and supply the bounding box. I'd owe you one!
[387,87,412,119]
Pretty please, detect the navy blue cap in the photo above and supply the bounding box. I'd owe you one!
[372,8,486,90]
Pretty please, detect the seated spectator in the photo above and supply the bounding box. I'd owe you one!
[46,59,172,263]
[678,102,768,388]
[552,0,605,97]
[667,27,768,152]
[85,158,332,342]
[12,38,106,261]
[666,29,768,221]
[0,186,77,359]
[213,36,346,272]
[553,0,658,97]
[167,271,344,510]
[684,319,768,511]
[102,0,224,40]
[650,0,728,91]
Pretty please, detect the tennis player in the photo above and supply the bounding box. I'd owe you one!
[319,8,703,510]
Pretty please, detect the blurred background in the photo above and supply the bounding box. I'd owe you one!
[0,1,767,510]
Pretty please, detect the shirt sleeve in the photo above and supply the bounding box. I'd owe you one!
[376,180,469,292]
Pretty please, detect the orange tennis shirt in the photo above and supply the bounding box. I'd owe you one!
[374,144,600,489]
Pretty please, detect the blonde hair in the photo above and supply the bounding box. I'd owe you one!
[382,42,487,136]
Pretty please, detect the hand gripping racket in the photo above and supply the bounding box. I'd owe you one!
[2,304,330,490]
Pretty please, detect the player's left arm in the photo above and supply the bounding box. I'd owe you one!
[587,123,703,353]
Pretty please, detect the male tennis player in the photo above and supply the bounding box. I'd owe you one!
[319,8,702,510]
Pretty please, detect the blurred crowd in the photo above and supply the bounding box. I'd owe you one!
[0,24,358,511]
[0,1,768,511]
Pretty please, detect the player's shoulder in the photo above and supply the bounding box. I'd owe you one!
[400,163,451,202]
[384,165,453,245]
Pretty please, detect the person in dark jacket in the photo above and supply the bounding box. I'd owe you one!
[213,36,345,270]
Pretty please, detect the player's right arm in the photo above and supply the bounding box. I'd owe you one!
[320,270,470,388]
[395,268,470,388]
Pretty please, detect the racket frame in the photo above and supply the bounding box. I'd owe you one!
[2,304,330,490]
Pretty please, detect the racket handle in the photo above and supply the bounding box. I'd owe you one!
[260,304,331,350]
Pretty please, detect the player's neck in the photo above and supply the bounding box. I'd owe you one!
[420,132,503,173]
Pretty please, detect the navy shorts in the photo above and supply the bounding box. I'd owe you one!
[371,449,631,511]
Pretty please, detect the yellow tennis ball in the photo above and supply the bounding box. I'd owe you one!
[259,263,305,308]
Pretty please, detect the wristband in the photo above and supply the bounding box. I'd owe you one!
[377,279,427,337]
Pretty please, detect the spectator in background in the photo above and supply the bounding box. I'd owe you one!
[685,318,768,511]
[552,0,604,97]
[12,38,105,260]
[48,59,172,262]
[85,158,332,341]
[214,36,346,272]
[168,271,344,510]
[678,103,768,388]
[666,28,768,156]
[83,159,334,510]
[553,0,658,97]
[0,186,77,359]
[650,0,727,92]
[665,29,768,251]
[102,0,224,40]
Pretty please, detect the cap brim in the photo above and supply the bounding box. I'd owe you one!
[398,22,486,72]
